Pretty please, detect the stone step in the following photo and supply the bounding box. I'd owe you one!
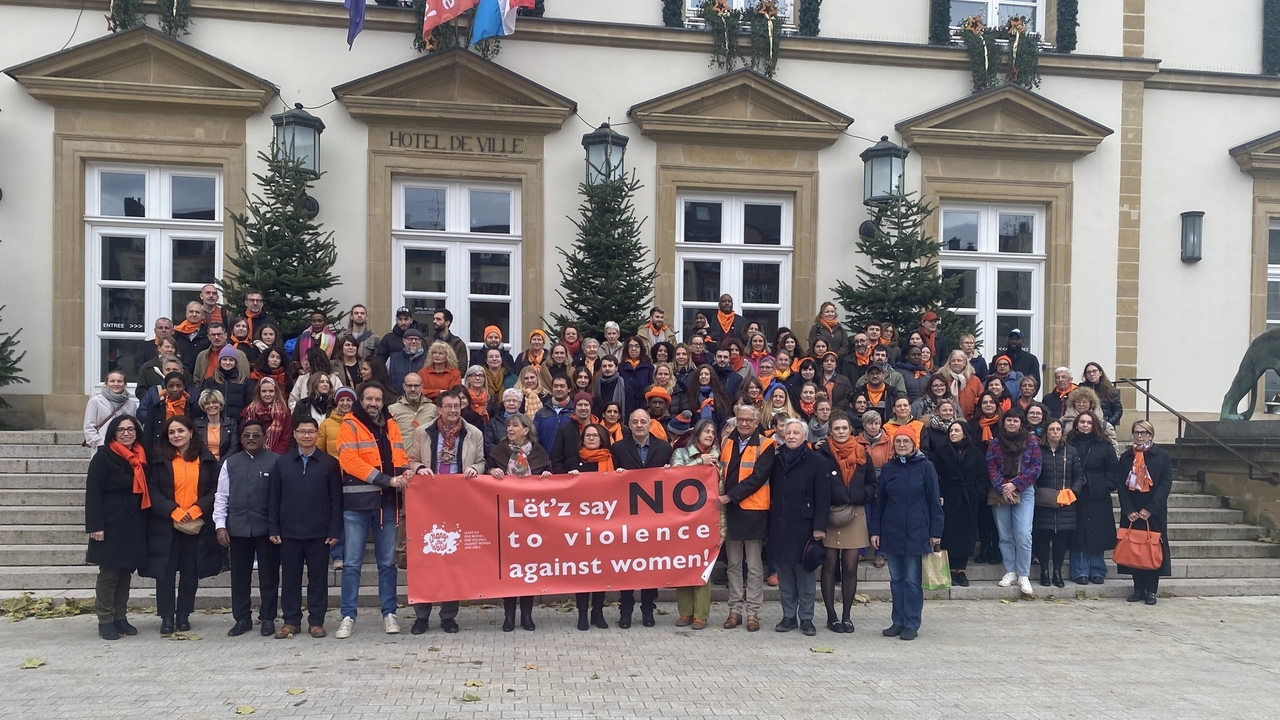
[0,459,91,474]
[0,489,84,507]
[0,444,92,459]
[0,506,83,524]
[946,577,1280,600]
[0,430,86,446]
[1111,507,1244,524]
[0,544,86,566]
[0,525,86,544]
[1112,492,1224,509]
[0,473,85,490]
[1165,524,1270,541]
[0,565,415,591]
[1171,479,1203,494]
[887,557,1280,581]
[1169,539,1280,558]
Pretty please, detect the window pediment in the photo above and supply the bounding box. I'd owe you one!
[1230,130,1280,179]
[896,84,1111,161]
[333,47,575,134]
[4,26,276,116]
[628,69,851,150]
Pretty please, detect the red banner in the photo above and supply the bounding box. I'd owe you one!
[405,467,722,604]
[422,0,479,37]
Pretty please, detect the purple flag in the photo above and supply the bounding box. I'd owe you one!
[345,0,365,49]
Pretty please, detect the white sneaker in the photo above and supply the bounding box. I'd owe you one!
[383,613,401,634]
[335,616,355,639]
[998,572,1016,587]
[1018,576,1035,595]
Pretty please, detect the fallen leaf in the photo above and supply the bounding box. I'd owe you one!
[809,646,834,653]
[234,706,255,715]
[427,645,441,652]
[286,688,306,695]
[293,700,307,707]
[21,658,45,669]
[169,633,201,641]
[589,673,600,680]
[465,680,484,687]
[1075,590,1087,600]
[655,609,669,615]
[462,692,482,703]
[999,599,1011,604]
[853,593,871,604]
[390,664,402,669]
[506,688,515,693]
[524,663,538,670]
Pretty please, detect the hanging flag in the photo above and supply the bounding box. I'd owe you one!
[424,0,480,40]
[471,0,536,45]
[344,0,365,50]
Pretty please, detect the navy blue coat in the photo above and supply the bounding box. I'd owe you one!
[270,449,343,541]
[869,451,944,556]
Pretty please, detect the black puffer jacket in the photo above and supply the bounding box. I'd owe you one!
[1033,443,1085,532]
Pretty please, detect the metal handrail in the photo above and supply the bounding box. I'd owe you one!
[1117,378,1280,486]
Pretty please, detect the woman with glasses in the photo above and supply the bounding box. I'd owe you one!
[85,415,150,639]
[1116,420,1173,605]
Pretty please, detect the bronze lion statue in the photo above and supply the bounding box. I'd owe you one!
[1221,328,1280,421]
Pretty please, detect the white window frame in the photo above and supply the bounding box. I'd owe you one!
[675,192,793,340]
[391,178,522,351]
[948,0,1046,36]
[684,0,795,28]
[939,202,1045,361]
[84,163,223,394]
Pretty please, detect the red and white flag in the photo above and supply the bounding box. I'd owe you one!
[423,0,480,39]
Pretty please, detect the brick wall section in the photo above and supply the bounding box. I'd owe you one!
[1115,0,1145,414]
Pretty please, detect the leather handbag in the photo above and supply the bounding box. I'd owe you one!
[828,504,855,528]
[173,517,205,536]
[1114,518,1163,570]
[1034,487,1060,508]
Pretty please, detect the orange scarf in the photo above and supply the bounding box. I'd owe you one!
[749,350,769,361]
[624,358,641,369]
[648,419,669,442]
[827,435,864,487]
[865,385,885,407]
[717,311,736,336]
[758,371,775,387]
[603,421,623,444]
[170,456,202,522]
[729,356,744,372]
[164,394,187,419]
[579,447,615,472]
[774,366,791,381]
[109,441,151,509]
[1127,445,1153,492]
[978,414,999,443]
[244,309,263,339]
[818,316,839,333]
[1054,384,1077,404]
[470,390,490,424]
[853,346,873,366]
[998,397,1012,414]
[643,322,665,339]
[174,319,202,335]
[522,350,545,369]
[799,400,815,417]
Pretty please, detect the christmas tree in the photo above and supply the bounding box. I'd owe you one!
[0,304,28,409]
[832,193,981,351]
[218,145,344,335]
[547,171,658,340]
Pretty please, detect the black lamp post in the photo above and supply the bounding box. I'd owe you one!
[581,122,629,186]
[858,135,910,239]
[271,103,325,218]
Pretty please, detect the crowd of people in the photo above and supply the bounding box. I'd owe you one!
[82,287,1172,643]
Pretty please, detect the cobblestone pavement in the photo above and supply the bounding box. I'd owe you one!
[3,595,1278,719]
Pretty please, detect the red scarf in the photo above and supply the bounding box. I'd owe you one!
[919,328,938,358]
[799,400,815,417]
[109,441,151,509]
[438,420,463,467]
[564,339,581,357]
[729,355,744,372]
[717,311,736,336]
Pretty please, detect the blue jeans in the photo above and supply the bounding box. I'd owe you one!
[776,562,816,623]
[993,497,1035,577]
[330,530,344,564]
[1071,550,1107,580]
[885,554,923,630]
[341,507,397,619]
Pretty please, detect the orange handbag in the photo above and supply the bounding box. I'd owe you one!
[1114,519,1163,570]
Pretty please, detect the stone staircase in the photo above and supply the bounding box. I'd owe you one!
[2,431,1279,609]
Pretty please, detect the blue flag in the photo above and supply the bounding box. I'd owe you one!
[471,0,524,45]
[345,0,365,49]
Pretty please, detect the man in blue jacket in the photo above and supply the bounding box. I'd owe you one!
[269,417,342,639]
[534,376,574,455]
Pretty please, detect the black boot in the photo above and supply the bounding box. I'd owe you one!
[591,609,609,629]
[617,613,632,629]
[98,623,120,640]
[114,618,138,636]
[175,616,191,632]
[160,617,175,636]
[1052,571,1065,588]
[502,599,516,632]
[520,612,535,631]
[577,610,589,631]
[1039,568,1051,587]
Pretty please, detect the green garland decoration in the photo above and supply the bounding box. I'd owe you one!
[748,1,782,77]
[662,0,684,28]
[1265,0,1280,75]
[797,0,821,37]
[960,16,999,92]
[960,15,1040,92]
[106,0,145,33]
[928,0,951,45]
[1055,0,1078,53]
[157,0,192,37]
[412,2,501,58]
[702,0,743,72]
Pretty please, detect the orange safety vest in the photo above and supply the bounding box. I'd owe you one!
[337,416,409,486]
[720,434,775,511]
